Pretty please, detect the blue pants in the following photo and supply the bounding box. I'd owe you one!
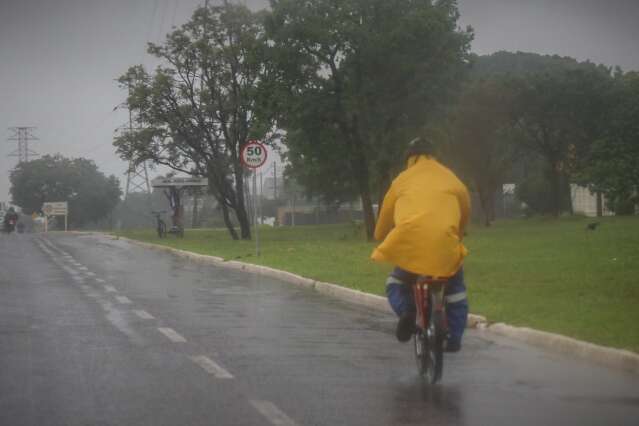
[386,266,468,345]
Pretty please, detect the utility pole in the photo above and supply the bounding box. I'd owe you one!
[7,127,39,163]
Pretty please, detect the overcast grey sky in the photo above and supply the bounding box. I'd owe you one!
[1,0,638,202]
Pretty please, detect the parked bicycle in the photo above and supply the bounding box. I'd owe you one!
[413,276,448,384]
[152,211,167,238]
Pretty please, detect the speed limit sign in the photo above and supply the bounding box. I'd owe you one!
[240,140,268,169]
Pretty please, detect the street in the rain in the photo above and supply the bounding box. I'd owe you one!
[1,232,638,426]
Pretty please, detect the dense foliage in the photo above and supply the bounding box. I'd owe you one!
[265,0,473,239]
[9,155,121,227]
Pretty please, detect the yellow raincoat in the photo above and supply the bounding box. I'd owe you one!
[371,155,471,277]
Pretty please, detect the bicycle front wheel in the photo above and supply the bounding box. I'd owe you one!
[414,292,445,384]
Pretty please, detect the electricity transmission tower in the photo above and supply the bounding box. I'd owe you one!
[125,158,151,200]
[119,93,150,200]
[7,127,39,163]
[122,117,151,200]
[118,71,151,201]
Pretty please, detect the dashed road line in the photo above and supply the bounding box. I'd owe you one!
[190,355,234,379]
[96,278,106,283]
[250,400,298,426]
[157,327,187,343]
[104,285,118,293]
[115,295,132,304]
[133,310,155,320]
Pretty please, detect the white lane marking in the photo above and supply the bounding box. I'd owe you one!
[42,239,65,256]
[157,327,187,343]
[190,355,234,379]
[96,278,106,283]
[81,285,90,291]
[250,400,298,426]
[60,265,77,275]
[85,272,96,277]
[97,299,146,346]
[104,285,118,293]
[133,310,155,320]
[77,266,89,271]
[115,296,132,304]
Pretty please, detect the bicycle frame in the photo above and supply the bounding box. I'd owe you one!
[413,277,447,332]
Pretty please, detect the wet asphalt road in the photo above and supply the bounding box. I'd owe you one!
[1,233,638,426]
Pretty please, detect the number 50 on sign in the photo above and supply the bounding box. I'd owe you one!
[240,140,268,169]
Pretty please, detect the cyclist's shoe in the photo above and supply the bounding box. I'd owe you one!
[445,340,461,353]
[395,312,416,343]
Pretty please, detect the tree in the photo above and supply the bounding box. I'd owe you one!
[472,51,601,78]
[9,155,121,227]
[114,4,276,240]
[586,71,639,214]
[438,77,518,225]
[282,127,359,209]
[511,67,614,216]
[265,0,472,239]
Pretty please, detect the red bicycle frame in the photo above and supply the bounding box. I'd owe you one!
[413,277,448,331]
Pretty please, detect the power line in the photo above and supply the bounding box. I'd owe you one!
[7,127,39,164]
[158,0,167,40]
[145,0,160,43]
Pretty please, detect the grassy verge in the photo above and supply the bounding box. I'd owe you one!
[116,216,639,352]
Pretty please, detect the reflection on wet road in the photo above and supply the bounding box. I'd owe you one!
[1,233,637,426]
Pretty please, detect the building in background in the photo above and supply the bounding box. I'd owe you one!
[570,184,613,217]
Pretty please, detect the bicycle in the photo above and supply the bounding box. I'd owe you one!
[413,276,448,384]
[152,211,167,238]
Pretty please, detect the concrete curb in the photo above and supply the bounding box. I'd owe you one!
[85,233,639,373]
[486,323,639,374]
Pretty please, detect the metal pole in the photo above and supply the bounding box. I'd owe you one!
[273,162,277,199]
[254,171,259,256]
[65,214,68,232]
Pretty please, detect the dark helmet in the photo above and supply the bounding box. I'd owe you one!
[405,137,435,160]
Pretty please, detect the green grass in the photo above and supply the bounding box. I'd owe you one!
[116,216,639,352]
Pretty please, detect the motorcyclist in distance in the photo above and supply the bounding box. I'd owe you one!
[4,207,19,233]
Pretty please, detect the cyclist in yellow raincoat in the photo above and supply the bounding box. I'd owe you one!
[371,138,470,351]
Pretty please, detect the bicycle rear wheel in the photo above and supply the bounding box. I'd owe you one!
[414,289,445,384]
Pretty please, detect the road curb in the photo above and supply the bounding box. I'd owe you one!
[486,323,639,374]
[97,234,638,373]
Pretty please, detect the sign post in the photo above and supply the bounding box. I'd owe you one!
[42,202,69,232]
[240,140,268,256]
